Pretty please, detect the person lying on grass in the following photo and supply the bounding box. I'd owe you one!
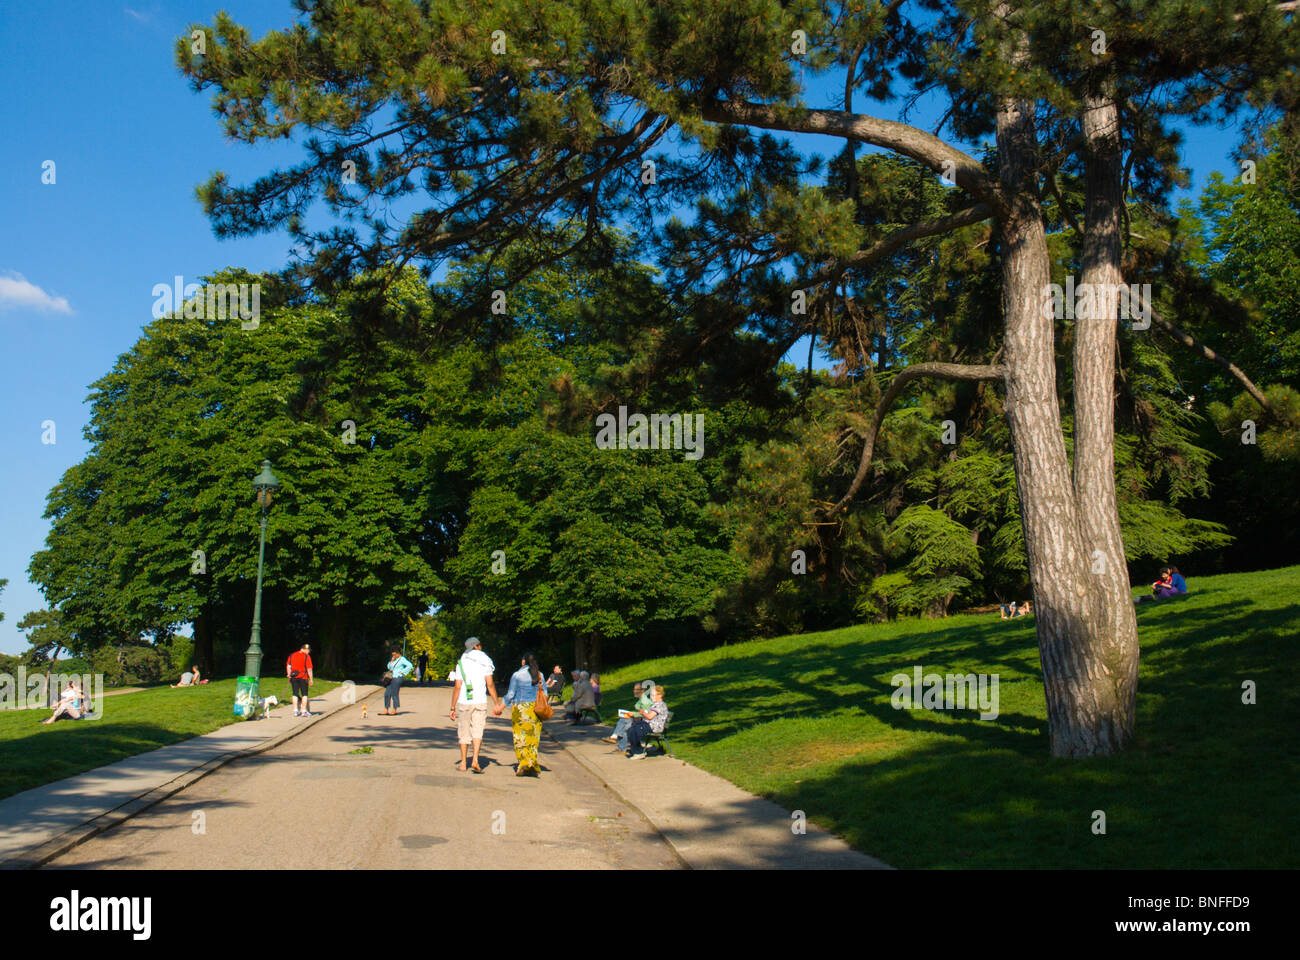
[1015,600,1032,618]
[999,601,1018,619]
[42,681,84,724]
[170,665,201,687]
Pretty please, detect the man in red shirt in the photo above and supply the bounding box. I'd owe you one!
[286,643,314,717]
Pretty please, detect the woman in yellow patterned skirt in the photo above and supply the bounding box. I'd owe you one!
[504,651,545,776]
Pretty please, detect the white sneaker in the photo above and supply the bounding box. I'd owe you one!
[293,710,300,717]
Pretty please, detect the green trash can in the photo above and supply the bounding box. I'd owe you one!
[234,676,260,720]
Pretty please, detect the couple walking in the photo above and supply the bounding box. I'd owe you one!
[448,637,550,777]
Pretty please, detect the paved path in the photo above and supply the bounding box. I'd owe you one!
[0,684,360,867]
[546,717,889,869]
[43,685,679,870]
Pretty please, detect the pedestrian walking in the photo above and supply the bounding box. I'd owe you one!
[286,643,314,717]
[417,651,429,685]
[382,649,414,715]
[504,652,547,777]
[450,637,504,773]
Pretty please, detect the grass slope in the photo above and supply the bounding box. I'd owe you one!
[598,566,1299,868]
[0,677,339,801]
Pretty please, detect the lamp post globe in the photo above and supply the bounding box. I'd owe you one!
[243,460,280,679]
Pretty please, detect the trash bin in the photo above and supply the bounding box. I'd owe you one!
[234,676,260,720]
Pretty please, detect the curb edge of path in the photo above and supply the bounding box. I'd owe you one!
[540,722,695,871]
[1,685,382,870]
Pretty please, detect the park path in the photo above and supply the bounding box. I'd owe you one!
[42,685,679,869]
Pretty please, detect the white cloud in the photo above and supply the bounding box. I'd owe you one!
[124,7,151,23]
[0,272,73,313]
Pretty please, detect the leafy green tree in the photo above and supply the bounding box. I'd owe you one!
[15,609,72,665]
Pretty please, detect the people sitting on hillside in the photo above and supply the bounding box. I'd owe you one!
[564,670,597,724]
[42,681,84,724]
[1136,565,1189,603]
[171,665,201,688]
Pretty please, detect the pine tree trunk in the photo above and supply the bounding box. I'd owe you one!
[994,17,1135,756]
[1074,89,1141,747]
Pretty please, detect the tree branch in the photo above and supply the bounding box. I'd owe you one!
[825,362,1006,518]
[1130,284,1289,425]
[807,203,993,288]
[698,99,1003,212]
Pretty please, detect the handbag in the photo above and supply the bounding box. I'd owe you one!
[381,670,394,685]
[533,680,553,721]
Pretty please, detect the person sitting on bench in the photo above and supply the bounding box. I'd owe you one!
[544,666,566,703]
[564,671,597,724]
[625,684,668,759]
[603,681,654,750]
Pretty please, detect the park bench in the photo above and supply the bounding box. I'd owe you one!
[644,710,674,757]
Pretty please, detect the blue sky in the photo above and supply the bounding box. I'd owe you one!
[0,1,1243,654]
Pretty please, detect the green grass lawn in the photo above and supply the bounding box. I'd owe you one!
[598,566,1300,868]
[0,676,339,801]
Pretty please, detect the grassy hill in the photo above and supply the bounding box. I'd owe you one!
[595,566,1299,868]
[0,676,340,801]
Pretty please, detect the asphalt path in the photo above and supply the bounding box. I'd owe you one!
[45,684,680,869]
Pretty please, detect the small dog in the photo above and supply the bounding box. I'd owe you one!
[361,702,368,719]
[258,695,278,718]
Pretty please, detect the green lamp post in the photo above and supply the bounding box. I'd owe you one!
[242,459,280,679]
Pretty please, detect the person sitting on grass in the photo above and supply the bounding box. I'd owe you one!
[171,665,201,688]
[1137,566,1186,603]
[602,681,653,750]
[42,681,84,724]
[1014,600,1032,618]
[1169,566,1188,595]
[625,684,669,760]
[999,601,1018,619]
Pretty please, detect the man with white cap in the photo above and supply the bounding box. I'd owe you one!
[450,637,504,773]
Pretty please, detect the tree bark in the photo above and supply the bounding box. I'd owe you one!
[993,10,1134,756]
[1074,90,1140,752]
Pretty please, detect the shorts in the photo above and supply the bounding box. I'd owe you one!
[290,677,309,698]
[456,704,487,744]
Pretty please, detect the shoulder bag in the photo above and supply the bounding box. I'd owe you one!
[533,676,553,721]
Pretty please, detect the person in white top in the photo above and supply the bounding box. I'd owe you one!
[450,637,504,773]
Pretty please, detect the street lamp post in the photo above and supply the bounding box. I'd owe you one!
[243,460,280,679]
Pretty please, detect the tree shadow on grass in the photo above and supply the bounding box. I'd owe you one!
[622,592,1298,867]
